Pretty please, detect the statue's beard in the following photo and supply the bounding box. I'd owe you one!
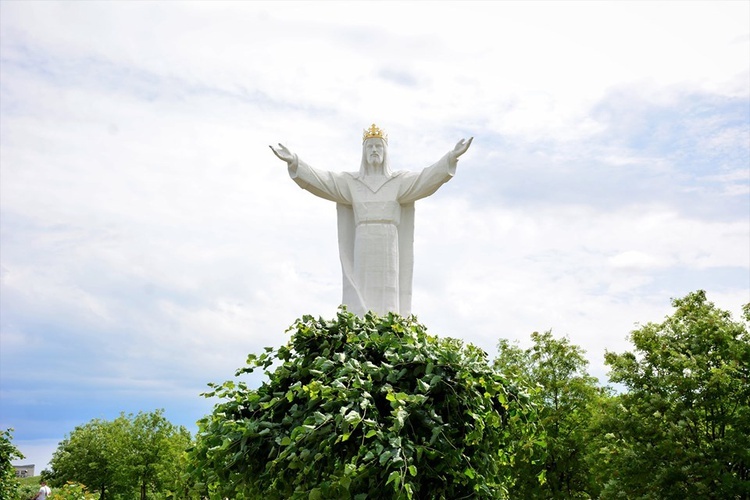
[367,156,384,171]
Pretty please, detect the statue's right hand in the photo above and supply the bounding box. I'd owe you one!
[269,143,295,164]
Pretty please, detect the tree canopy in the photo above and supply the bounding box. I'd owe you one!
[188,309,545,499]
[494,331,606,498]
[48,409,191,500]
[596,290,750,499]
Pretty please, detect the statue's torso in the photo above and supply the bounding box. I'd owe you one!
[289,155,454,317]
[348,176,404,226]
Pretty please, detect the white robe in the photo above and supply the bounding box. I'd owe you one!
[288,153,457,316]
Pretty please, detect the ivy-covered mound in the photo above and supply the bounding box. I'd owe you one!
[189,309,542,499]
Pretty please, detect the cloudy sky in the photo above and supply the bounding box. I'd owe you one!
[1,1,748,471]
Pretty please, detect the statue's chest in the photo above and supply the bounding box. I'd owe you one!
[350,177,400,201]
[349,177,403,224]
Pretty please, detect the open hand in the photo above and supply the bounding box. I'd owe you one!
[452,137,473,158]
[269,143,295,164]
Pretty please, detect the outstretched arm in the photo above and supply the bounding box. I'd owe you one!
[270,143,350,203]
[398,138,473,203]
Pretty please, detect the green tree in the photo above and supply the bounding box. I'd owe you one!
[1,428,24,500]
[49,410,191,500]
[188,309,544,499]
[48,418,122,499]
[596,290,750,499]
[120,410,192,500]
[494,331,606,498]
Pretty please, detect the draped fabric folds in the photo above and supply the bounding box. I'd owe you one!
[288,153,456,316]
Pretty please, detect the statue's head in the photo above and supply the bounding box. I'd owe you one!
[360,124,391,176]
[364,137,386,168]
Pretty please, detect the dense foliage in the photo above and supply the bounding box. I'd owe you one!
[22,290,748,498]
[596,290,750,499]
[1,428,24,500]
[48,410,192,500]
[494,331,607,498]
[188,309,544,499]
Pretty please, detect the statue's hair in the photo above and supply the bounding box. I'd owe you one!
[359,137,391,177]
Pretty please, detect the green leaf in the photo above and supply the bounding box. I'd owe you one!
[344,409,361,425]
[404,482,414,499]
[386,470,400,488]
[309,487,322,500]
[340,475,352,491]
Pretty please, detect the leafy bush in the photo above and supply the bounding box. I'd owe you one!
[50,481,98,500]
[15,477,41,500]
[1,429,24,500]
[189,309,543,499]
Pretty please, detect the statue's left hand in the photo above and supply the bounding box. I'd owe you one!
[452,137,473,158]
[269,143,295,164]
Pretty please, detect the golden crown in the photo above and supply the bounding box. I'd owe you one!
[363,123,388,144]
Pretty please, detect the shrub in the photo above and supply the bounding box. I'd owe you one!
[189,309,543,499]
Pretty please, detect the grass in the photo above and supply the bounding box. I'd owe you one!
[18,475,41,487]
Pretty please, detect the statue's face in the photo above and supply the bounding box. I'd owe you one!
[364,138,385,169]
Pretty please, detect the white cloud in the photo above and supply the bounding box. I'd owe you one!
[609,251,665,270]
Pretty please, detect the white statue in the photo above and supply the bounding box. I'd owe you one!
[270,124,472,317]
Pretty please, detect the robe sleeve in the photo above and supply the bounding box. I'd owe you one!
[288,156,351,204]
[397,152,458,204]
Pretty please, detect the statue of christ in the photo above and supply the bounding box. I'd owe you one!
[270,124,472,316]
